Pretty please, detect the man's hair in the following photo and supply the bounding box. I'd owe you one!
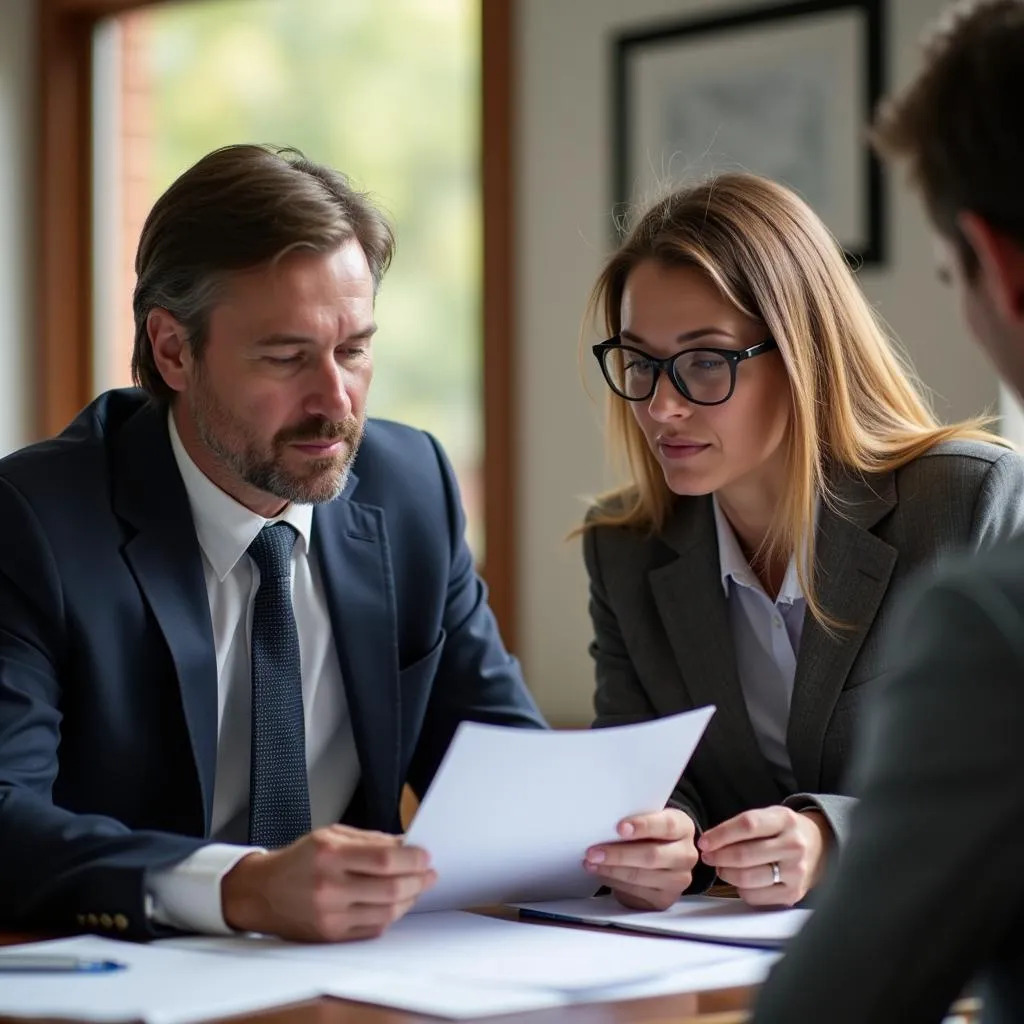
[131,144,395,402]
[871,0,1024,277]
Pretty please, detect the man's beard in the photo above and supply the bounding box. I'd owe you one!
[189,375,363,505]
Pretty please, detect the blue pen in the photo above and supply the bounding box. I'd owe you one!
[0,955,126,973]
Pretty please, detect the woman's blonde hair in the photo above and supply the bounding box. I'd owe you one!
[586,172,1006,627]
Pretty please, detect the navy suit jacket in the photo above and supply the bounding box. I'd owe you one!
[0,389,545,937]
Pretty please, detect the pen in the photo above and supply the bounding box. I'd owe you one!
[0,955,127,973]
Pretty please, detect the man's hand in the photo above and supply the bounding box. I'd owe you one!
[698,806,830,907]
[583,809,699,911]
[221,825,437,941]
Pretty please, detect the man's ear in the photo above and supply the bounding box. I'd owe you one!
[958,212,1024,324]
[147,308,193,395]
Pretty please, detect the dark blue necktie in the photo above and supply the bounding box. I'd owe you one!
[247,522,312,848]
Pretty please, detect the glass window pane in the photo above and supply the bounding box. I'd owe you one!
[92,0,483,558]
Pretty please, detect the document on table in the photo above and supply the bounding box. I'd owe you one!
[169,909,751,993]
[167,909,765,1016]
[317,942,777,1019]
[0,911,770,1022]
[0,935,326,1024]
[0,933,562,1023]
[404,705,715,911]
[514,894,811,949]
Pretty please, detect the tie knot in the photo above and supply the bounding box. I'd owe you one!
[248,522,298,581]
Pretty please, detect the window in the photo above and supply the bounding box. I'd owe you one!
[39,0,515,644]
[92,0,484,556]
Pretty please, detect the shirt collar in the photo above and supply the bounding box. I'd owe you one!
[711,496,805,606]
[168,411,313,582]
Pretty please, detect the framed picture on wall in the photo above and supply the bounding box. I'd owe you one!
[612,0,886,265]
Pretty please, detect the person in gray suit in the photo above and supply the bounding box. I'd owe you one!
[579,171,1024,914]
[753,2,1024,1021]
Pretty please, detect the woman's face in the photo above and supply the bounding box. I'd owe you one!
[619,260,791,499]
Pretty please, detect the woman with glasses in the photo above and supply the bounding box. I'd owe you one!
[579,173,1024,912]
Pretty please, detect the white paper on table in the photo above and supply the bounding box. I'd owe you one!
[318,968,567,1018]
[0,935,324,1024]
[592,948,780,1003]
[165,907,751,995]
[514,894,811,949]
[404,705,715,911]
[316,943,775,1020]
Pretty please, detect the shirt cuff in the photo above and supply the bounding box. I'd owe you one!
[146,844,262,935]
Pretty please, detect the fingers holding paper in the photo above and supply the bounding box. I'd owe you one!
[698,806,830,907]
[584,808,699,911]
[221,825,437,942]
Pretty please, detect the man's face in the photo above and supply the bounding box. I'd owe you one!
[174,239,375,515]
[936,232,1024,401]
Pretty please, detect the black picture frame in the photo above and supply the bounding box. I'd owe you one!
[612,0,886,266]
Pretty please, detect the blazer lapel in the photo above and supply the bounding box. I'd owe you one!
[649,497,784,810]
[787,472,898,789]
[112,403,219,834]
[314,486,401,832]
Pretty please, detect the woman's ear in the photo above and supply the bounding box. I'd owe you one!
[958,212,1024,324]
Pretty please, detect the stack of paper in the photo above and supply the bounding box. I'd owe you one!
[514,894,811,949]
[0,936,326,1024]
[169,909,754,993]
[0,914,775,1023]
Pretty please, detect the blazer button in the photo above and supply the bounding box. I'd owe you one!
[99,914,113,929]
[114,914,129,931]
[76,914,86,926]
[86,913,99,927]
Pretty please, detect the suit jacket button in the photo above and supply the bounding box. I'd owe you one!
[86,914,99,927]
[99,914,113,929]
[76,914,86,926]
[114,914,129,931]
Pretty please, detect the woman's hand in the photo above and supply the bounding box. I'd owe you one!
[698,806,831,907]
[583,808,699,911]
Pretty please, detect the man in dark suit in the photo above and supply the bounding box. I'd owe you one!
[753,2,1024,1021]
[0,143,549,942]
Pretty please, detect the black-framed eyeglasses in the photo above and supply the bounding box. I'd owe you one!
[592,336,779,406]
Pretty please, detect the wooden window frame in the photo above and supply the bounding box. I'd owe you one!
[37,0,519,649]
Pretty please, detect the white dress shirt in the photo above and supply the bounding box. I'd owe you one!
[712,498,806,791]
[146,414,360,934]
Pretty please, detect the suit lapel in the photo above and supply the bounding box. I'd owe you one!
[650,497,784,810]
[787,472,898,788]
[314,489,401,832]
[112,403,219,834]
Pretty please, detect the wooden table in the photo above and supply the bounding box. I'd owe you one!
[0,925,757,1024]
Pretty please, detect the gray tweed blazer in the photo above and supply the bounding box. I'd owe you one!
[585,440,1024,885]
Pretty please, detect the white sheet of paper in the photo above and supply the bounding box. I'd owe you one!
[166,908,748,994]
[317,948,776,1018]
[0,936,324,1024]
[515,894,811,948]
[592,948,780,1003]
[318,967,566,1018]
[404,706,715,911]
[0,912,774,1023]
[0,934,564,1023]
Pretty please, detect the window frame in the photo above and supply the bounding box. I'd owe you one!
[37,0,520,648]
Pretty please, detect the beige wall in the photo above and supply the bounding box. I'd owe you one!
[0,0,35,455]
[515,0,1006,724]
